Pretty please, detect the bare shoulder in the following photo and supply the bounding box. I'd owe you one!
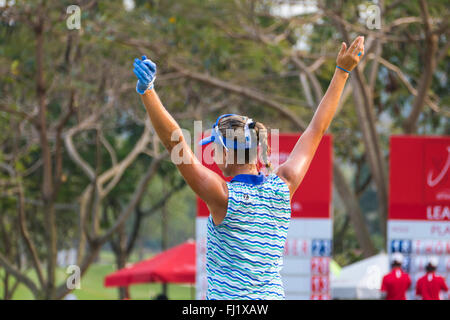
[274,165,296,196]
[208,181,229,226]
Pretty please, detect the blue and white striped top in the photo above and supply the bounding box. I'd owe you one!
[206,173,291,300]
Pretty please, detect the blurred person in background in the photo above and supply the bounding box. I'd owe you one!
[380,253,411,300]
[415,257,448,300]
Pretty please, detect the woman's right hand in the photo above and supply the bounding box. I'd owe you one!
[133,55,157,94]
[336,36,365,72]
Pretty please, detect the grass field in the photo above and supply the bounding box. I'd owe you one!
[0,251,195,300]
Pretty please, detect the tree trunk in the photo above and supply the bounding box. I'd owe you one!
[35,13,58,299]
[403,0,439,134]
[351,79,389,243]
[334,164,377,257]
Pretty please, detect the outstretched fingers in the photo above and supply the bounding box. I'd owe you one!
[348,37,359,54]
[338,42,347,57]
[336,36,365,72]
[351,36,364,55]
[358,46,365,58]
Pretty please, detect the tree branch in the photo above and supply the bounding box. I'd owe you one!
[169,61,308,130]
[368,54,440,112]
[403,0,439,133]
[0,253,39,297]
[97,150,168,244]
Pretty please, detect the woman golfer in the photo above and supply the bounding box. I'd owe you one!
[133,36,364,299]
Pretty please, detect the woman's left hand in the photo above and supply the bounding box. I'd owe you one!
[336,36,365,72]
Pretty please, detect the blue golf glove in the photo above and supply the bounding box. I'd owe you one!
[133,55,157,94]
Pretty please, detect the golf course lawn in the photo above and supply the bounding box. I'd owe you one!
[0,259,195,300]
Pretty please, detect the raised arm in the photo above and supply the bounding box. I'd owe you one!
[276,36,365,196]
[133,57,228,221]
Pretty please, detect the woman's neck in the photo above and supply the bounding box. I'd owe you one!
[228,164,258,177]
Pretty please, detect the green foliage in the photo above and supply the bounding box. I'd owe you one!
[0,0,448,295]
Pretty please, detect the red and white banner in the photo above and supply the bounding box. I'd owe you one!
[389,136,450,221]
[196,133,333,300]
[388,135,450,299]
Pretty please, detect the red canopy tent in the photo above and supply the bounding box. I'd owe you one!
[104,240,195,290]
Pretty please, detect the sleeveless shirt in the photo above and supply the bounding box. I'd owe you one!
[206,173,291,300]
